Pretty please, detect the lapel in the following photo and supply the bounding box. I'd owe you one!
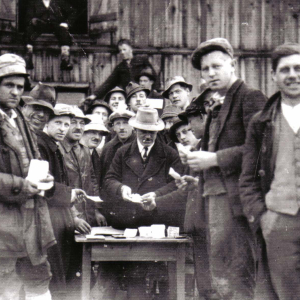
[125,140,145,177]
[140,141,166,183]
[0,116,21,155]
[216,79,243,139]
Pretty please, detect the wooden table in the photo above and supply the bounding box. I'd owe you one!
[75,235,192,300]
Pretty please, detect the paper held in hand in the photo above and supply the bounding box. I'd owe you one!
[169,167,181,180]
[128,193,143,203]
[177,143,191,155]
[86,196,103,202]
[27,159,52,190]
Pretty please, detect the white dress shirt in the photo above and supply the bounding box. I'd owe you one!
[137,139,154,159]
[281,102,300,134]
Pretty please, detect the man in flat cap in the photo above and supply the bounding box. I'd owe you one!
[240,43,300,300]
[0,53,55,299]
[22,82,56,133]
[162,76,193,111]
[181,38,267,299]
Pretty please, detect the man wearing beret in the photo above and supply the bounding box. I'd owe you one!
[240,43,300,300]
[181,38,267,299]
[0,53,55,299]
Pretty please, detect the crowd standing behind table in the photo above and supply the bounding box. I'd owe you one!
[3,34,299,300]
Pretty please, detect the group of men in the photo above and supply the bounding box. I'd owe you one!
[0,33,299,300]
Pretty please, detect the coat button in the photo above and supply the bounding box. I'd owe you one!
[148,177,153,181]
[12,187,20,194]
[258,170,265,177]
[248,215,255,223]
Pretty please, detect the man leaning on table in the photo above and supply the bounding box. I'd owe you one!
[0,53,55,299]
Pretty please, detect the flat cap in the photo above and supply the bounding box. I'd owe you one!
[109,109,135,124]
[191,38,234,70]
[160,105,182,120]
[0,54,29,78]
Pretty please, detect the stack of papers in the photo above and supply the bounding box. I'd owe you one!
[85,226,125,240]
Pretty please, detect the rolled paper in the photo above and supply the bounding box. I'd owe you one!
[169,167,181,180]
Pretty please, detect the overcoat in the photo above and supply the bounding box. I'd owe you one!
[104,139,183,228]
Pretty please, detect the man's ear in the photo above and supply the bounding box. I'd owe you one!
[231,58,237,70]
[271,69,276,83]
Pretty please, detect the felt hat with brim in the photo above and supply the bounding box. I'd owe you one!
[193,88,215,112]
[169,117,188,143]
[126,82,150,103]
[160,105,181,120]
[84,114,109,135]
[191,38,234,70]
[109,109,135,124]
[178,97,207,122]
[0,54,29,78]
[24,82,56,113]
[86,99,113,115]
[71,106,91,124]
[135,67,157,82]
[162,76,193,99]
[104,86,127,103]
[129,107,164,131]
[52,103,75,119]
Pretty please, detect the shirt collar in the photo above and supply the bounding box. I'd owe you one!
[61,139,78,153]
[137,138,154,155]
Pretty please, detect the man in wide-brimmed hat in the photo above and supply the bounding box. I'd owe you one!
[85,99,112,126]
[22,82,56,132]
[126,81,150,113]
[162,75,193,110]
[0,53,55,299]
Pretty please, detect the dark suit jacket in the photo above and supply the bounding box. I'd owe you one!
[94,56,158,99]
[202,79,266,216]
[104,139,183,228]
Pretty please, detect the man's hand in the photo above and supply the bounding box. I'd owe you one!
[95,210,107,226]
[141,192,157,211]
[23,179,40,197]
[121,185,132,201]
[186,151,218,171]
[175,175,199,191]
[39,173,54,189]
[74,217,91,234]
[71,189,87,203]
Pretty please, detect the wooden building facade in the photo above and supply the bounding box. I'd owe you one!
[0,0,300,102]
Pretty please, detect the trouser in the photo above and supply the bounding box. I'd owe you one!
[206,194,255,300]
[25,19,72,46]
[0,256,51,300]
[261,209,300,300]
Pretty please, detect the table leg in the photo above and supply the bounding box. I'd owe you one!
[81,243,91,300]
[177,244,186,300]
[168,261,176,300]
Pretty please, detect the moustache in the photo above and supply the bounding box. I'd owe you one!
[72,129,83,134]
[143,138,152,143]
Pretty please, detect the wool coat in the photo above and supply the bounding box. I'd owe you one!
[0,108,56,265]
[104,139,184,228]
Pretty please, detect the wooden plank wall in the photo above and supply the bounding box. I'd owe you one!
[5,0,300,98]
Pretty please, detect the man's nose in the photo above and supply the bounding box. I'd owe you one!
[208,68,216,77]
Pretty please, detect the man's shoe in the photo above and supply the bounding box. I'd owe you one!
[24,52,34,70]
[60,55,73,71]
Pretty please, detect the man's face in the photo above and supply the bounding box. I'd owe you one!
[129,91,147,113]
[163,116,177,132]
[118,44,133,61]
[175,124,198,146]
[81,130,103,149]
[113,118,133,141]
[187,114,206,139]
[136,129,157,147]
[108,92,126,111]
[0,76,25,110]
[272,54,300,100]
[46,116,71,141]
[92,106,109,125]
[66,117,85,142]
[200,51,235,92]
[168,84,190,109]
[22,104,51,131]
[139,76,154,90]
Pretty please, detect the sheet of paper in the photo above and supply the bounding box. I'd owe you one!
[169,167,181,180]
[124,228,138,238]
[86,234,105,240]
[90,226,125,236]
[86,196,103,202]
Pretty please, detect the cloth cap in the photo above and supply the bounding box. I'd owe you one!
[109,109,135,124]
[86,99,113,115]
[160,105,182,120]
[128,107,164,131]
[84,114,109,135]
[135,66,157,82]
[126,82,150,103]
[191,38,234,70]
[104,86,127,103]
[162,76,193,99]
[70,106,91,124]
[0,53,29,78]
[52,103,75,118]
[169,117,189,143]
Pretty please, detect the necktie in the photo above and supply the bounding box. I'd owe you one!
[143,147,148,161]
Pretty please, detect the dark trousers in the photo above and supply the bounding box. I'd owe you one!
[261,209,300,300]
[25,19,72,46]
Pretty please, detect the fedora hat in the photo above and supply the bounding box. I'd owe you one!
[71,106,91,124]
[160,105,182,120]
[169,117,188,143]
[191,38,234,70]
[126,82,150,103]
[109,109,135,124]
[84,114,109,135]
[25,82,56,113]
[135,66,157,82]
[0,54,29,78]
[104,86,127,103]
[86,99,113,115]
[129,107,164,131]
[162,76,193,99]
